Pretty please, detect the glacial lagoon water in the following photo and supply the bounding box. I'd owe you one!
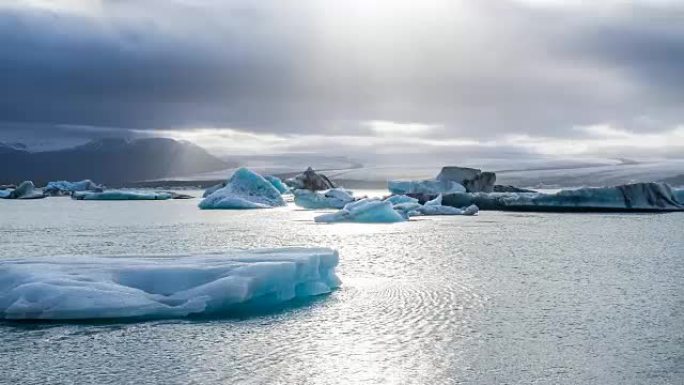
[0,190,682,384]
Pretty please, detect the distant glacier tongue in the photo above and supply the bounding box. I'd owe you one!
[0,248,340,320]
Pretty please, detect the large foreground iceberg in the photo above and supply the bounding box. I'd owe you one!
[199,168,286,209]
[0,247,340,320]
[43,179,104,196]
[293,188,356,209]
[72,190,173,200]
[442,182,684,212]
[315,198,406,223]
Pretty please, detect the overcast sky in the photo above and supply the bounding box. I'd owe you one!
[1,0,683,159]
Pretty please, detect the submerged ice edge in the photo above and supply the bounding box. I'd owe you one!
[0,247,340,321]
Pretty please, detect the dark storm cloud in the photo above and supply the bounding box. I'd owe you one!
[0,0,683,150]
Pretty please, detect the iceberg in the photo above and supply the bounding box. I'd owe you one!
[264,175,289,194]
[418,195,479,216]
[675,188,684,203]
[43,179,104,196]
[293,188,356,209]
[442,182,684,212]
[202,182,225,197]
[199,168,286,209]
[285,167,336,191]
[314,198,406,223]
[437,166,496,193]
[383,195,419,205]
[388,179,466,196]
[0,247,340,320]
[72,190,174,200]
[0,181,46,200]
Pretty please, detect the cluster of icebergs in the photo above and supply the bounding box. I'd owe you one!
[0,247,340,320]
[389,166,684,212]
[0,179,194,201]
[314,195,479,223]
[197,167,481,222]
[443,182,684,212]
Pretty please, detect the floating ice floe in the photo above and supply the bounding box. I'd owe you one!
[0,181,46,200]
[388,179,466,196]
[199,168,286,209]
[417,194,479,216]
[385,194,478,218]
[293,188,356,209]
[72,190,174,200]
[0,247,340,320]
[43,179,104,196]
[315,198,406,223]
[442,182,684,212]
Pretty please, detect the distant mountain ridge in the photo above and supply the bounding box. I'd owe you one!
[0,138,230,185]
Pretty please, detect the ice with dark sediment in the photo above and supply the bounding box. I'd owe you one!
[442,182,684,212]
[285,167,336,191]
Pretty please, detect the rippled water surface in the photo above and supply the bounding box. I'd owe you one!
[1,191,682,384]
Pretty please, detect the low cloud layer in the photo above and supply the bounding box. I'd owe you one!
[1,0,683,159]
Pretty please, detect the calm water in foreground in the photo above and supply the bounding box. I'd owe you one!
[0,191,682,385]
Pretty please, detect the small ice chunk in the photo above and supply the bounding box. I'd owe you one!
[415,194,479,216]
[384,195,419,205]
[315,198,406,223]
[199,168,286,209]
[0,247,340,320]
[418,203,479,216]
[388,179,465,196]
[294,188,356,209]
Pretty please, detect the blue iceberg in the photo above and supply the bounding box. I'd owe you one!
[0,247,340,320]
[388,179,466,196]
[383,194,478,217]
[293,188,356,209]
[315,198,406,223]
[199,168,286,209]
[264,175,289,194]
[383,195,419,205]
[43,179,104,196]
